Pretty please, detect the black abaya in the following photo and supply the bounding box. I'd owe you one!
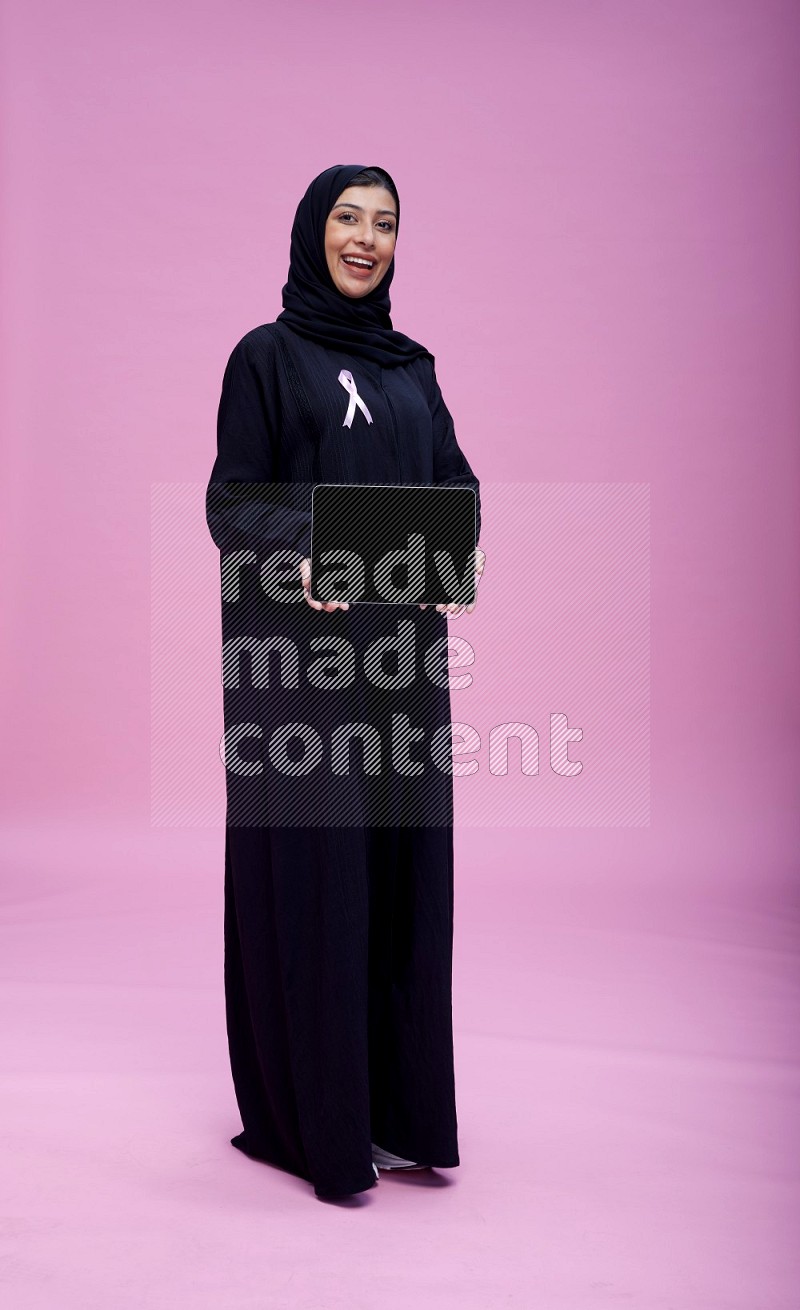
[206,321,481,1197]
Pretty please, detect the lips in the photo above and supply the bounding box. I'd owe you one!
[341,255,376,274]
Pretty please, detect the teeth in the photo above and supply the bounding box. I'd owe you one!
[343,257,374,268]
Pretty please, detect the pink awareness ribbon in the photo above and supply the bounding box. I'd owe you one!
[338,369,373,428]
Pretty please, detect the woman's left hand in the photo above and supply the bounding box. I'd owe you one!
[418,546,486,617]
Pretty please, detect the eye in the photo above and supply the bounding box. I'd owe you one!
[336,212,395,233]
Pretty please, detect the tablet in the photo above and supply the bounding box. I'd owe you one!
[310,483,477,607]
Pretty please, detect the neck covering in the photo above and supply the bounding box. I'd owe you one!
[276,163,433,369]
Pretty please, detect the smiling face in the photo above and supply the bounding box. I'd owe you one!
[324,185,398,298]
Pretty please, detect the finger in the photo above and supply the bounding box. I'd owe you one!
[299,558,319,607]
[300,558,345,613]
[466,571,481,613]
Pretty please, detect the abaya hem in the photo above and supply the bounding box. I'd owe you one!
[230,1132,378,1198]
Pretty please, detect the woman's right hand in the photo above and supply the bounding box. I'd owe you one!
[299,558,350,612]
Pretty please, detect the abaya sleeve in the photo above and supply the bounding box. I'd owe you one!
[205,333,312,559]
[426,360,482,545]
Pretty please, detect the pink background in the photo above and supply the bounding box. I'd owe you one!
[2,0,799,1306]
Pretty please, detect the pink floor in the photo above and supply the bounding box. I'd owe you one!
[3,819,798,1308]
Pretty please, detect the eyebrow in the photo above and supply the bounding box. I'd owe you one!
[332,202,397,218]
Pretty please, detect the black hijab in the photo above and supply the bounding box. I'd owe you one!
[276,163,433,369]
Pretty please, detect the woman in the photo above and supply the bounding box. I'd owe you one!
[206,163,484,1200]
